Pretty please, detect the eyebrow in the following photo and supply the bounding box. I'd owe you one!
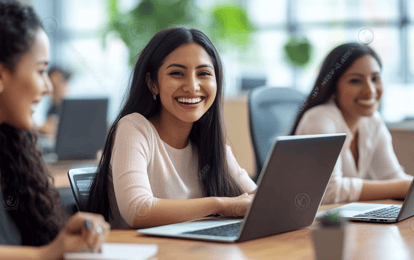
[166,63,213,69]
[345,72,380,77]
[37,61,49,66]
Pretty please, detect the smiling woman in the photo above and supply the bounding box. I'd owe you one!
[290,43,413,205]
[0,1,109,259]
[86,26,257,229]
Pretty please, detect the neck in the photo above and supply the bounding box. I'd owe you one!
[340,110,361,135]
[150,112,193,149]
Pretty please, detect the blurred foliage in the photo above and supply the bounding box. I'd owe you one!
[104,0,253,66]
[283,35,313,68]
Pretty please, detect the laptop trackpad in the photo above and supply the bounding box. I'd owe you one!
[318,203,388,219]
[336,203,388,218]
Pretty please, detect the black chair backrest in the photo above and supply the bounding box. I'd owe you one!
[248,86,306,180]
[67,167,98,211]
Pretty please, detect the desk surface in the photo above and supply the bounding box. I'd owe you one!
[105,201,414,260]
[47,165,414,259]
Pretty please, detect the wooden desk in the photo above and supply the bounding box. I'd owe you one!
[105,201,414,260]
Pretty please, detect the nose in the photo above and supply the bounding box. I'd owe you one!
[364,79,377,97]
[182,74,200,93]
[43,74,53,95]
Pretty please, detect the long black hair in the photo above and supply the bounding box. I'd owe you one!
[0,1,67,246]
[86,26,244,222]
[290,42,382,135]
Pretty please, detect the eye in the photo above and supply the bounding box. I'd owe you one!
[372,75,381,82]
[39,70,46,74]
[349,78,361,84]
[199,71,212,76]
[169,71,184,76]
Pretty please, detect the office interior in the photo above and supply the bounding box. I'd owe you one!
[31,0,414,179]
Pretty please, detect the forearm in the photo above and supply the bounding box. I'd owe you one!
[0,245,60,260]
[131,197,222,228]
[359,179,408,201]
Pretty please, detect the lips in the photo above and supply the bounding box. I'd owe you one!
[356,97,377,106]
[176,96,205,105]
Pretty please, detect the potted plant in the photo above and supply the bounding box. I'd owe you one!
[103,0,253,66]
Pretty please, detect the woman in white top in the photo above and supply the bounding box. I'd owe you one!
[290,43,413,204]
[0,2,109,259]
[87,26,257,229]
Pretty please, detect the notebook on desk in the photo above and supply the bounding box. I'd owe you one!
[317,178,414,223]
[40,98,108,161]
[138,134,346,242]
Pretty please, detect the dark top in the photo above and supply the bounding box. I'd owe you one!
[0,191,21,245]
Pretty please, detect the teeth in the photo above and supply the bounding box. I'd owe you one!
[357,98,376,106]
[177,97,202,104]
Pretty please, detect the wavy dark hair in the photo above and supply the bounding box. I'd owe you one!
[0,1,67,246]
[86,26,244,222]
[290,42,382,135]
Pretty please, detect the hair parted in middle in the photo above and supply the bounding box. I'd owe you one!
[290,42,382,135]
[86,26,244,221]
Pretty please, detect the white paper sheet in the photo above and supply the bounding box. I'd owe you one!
[63,243,158,260]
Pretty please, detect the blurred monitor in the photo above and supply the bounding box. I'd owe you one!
[241,78,267,91]
[54,98,108,160]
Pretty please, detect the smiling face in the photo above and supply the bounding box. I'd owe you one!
[149,43,217,126]
[0,29,52,130]
[336,54,382,125]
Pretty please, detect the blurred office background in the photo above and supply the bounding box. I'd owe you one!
[30,0,414,124]
[29,0,414,176]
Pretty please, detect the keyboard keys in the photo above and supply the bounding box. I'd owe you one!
[183,222,242,237]
[354,205,400,219]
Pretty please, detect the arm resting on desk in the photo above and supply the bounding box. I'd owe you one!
[0,245,59,260]
[130,194,253,229]
[359,179,412,201]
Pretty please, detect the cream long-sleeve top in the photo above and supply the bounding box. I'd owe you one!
[295,99,413,205]
[108,113,257,229]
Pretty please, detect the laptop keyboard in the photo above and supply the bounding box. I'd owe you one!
[354,205,401,219]
[183,222,242,237]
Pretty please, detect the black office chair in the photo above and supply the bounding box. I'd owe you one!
[248,86,306,181]
[67,167,98,212]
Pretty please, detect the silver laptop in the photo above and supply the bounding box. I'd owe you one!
[318,179,414,223]
[138,134,346,242]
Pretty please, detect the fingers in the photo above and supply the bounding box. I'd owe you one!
[65,212,110,253]
[232,193,254,216]
[83,214,110,253]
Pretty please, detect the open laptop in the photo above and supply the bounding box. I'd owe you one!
[138,133,346,242]
[318,179,414,223]
[41,98,108,161]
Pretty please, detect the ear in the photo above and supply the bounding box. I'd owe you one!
[146,72,158,95]
[0,63,8,94]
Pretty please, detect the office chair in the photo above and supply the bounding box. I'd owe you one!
[67,166,98,212]
[248,86,306,181]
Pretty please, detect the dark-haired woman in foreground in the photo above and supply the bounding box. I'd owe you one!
[0,2,109,259]
[87,26,256,229]
[291,43,413,204]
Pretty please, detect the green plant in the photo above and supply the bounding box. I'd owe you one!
[283,35,313,68]
[104,0,253,66]
[210,3,253,52]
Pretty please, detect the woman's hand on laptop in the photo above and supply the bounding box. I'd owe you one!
[216,193,254,217]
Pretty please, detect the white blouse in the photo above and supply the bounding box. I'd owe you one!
[108,113,257,229]
[295,99,413,204]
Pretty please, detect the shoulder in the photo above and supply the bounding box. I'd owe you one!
[296,102,341,134]
[362,111,389,138]
[116,113,155,139]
